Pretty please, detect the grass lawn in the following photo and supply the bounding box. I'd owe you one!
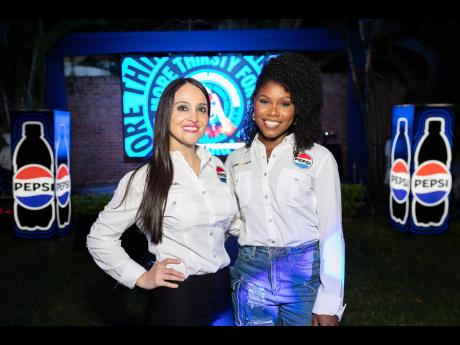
[0,221,149,326]
[342,211,460,325]
[1,198,460,325]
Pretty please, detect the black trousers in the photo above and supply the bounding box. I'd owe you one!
[145,266,231,326]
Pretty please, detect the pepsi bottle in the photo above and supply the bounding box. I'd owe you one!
[12,122,55,230]
[390,118,411,225]
[55,124,71,228]
[411,118,451,227]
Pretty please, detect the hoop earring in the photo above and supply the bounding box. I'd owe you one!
[252,113,255,121]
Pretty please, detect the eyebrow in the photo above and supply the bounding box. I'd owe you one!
[257,94,291,100]
[173,101,208,106]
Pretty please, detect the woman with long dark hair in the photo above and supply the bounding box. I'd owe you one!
[226,53,346,326]
[87,77,238,325]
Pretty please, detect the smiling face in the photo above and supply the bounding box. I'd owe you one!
[169,82,209,151]
[253,80,295,145]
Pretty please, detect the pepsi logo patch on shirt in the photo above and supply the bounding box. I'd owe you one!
[216,166,227,183]
[294,152,313,169]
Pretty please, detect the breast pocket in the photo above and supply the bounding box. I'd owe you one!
[210,182,238,224]
[234,170,252,208]
[164,189,199,230]
[277,168,312,207]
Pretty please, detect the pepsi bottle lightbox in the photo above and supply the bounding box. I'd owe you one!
[389,104,455,235]
[11,110,71,238]
[121,54,276,159]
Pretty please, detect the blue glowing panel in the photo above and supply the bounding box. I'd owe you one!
[121,54,276,158]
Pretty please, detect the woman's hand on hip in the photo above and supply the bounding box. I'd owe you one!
[136,258,186,290]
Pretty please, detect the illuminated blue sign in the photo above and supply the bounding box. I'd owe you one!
[121,54,276,158]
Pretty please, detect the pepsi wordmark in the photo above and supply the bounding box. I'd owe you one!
[389,104,454,235]
[13,121,55,232]
[390,117,411,226]
[411,117,452,229]
[55,123,71,229]
[11,110,72,238]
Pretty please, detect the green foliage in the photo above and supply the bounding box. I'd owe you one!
[341,183,366,218]
[71,194,112,218]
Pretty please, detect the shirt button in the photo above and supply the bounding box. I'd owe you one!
[172,201,176,205]
[294,178,299,182]
[264,172,267,176]
[210,232,213,236]
[272,154,276,158]
[271,240,276,244]
[202,191,206,195]
[265,194,268,199]
[268,219,272,223]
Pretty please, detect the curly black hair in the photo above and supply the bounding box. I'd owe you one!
[241,52,323,154]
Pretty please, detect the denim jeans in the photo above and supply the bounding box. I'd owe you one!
[230,240,320,326]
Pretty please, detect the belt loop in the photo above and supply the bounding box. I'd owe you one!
[251,246,256,258]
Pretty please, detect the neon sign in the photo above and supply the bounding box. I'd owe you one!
[121,54,276,158]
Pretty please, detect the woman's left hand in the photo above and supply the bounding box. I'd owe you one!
[312,313,339,326]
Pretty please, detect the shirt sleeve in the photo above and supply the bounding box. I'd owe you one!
[312,151,347,320]
[224,154,243,237]
[86,170,147,289]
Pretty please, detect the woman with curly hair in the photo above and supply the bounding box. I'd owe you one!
[225,53,346,326]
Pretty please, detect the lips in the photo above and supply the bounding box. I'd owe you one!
[263,120,281,128]
[182,125,200,133]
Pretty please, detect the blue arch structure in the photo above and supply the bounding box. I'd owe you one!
[45,28,367,183]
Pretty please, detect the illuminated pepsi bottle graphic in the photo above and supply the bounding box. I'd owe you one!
[390,118,411,225]
[55,124,71,228]
[411,118,451,228]
[13,122,55,231]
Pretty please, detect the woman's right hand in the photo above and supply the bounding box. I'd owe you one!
[135,258,186,290]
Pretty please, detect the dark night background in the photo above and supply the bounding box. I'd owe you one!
[1,9,460,333]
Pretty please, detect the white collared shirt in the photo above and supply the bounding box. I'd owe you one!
[87,146,238,289]
[225,133,346,319]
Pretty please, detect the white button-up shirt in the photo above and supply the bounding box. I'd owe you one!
[225,133,346,319]
[87,146,238,289]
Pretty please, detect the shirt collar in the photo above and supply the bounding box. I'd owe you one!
[253,133,296,150]
[196,145,214,169]
[170,145,213,170]
[283,133,296,146]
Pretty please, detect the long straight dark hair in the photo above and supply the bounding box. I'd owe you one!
[119,77,210,244]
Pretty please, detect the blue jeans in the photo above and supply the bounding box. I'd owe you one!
[230,241,320,326]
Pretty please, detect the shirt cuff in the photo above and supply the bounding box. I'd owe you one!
[227,218,243,237]
[312,292,347,321]
[118,260,147,289]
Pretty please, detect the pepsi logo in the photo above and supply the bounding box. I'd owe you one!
[216,166,227,183]
[390,158,410,203]
[411,160,451,206]
[13,164,54,210]
[294,153,313,169]
[56,164,71,207]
